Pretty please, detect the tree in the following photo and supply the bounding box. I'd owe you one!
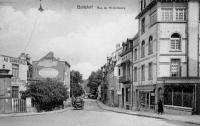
[70,70,84,97]
[21,78,68,112]
[87,69,103,97]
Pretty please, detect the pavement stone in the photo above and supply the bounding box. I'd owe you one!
[96,100,200,125]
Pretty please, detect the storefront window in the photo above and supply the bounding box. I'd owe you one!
[164,88,172,105]
[173,88,182,106]
[164,86,193,108]
[183,87,193,107]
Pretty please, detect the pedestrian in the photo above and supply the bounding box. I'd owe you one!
[158,99,163,114]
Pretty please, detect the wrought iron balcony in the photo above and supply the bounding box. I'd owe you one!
[119,75,132,84]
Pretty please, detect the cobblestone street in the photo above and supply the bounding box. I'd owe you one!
[0,99,199,126]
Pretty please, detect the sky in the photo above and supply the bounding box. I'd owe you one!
[0,0,139,79]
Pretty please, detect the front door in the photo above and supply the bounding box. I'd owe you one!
[122,88,124,107]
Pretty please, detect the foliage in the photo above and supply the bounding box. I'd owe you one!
[70,70,84,97]
[87,69,103,96]
[21,78,68,112]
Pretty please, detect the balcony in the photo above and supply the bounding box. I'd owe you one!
[119,75,132,84]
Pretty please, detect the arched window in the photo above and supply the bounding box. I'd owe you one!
[148,36,153,54]
[170,33,181,51]
[134,48,137,61]
[141,41,145,58]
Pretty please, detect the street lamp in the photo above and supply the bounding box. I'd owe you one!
[38,0,44,12]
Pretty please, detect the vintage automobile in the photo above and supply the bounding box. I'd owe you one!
[72,97,84,110]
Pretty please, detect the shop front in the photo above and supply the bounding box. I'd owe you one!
[158,77,200,115]
[122,84,131,110]
[136,84,156,111]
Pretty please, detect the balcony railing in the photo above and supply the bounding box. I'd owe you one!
[119,75,132,84]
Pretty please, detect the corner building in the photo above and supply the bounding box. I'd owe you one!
[134,0,200,114]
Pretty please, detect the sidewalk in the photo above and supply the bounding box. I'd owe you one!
[96,101,200,125]
[0,107,71,118]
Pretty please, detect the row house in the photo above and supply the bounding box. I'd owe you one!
[119,39,134,109]
[101,44,122,107]
[133,0,200,114]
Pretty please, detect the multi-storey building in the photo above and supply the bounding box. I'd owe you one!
[119,39,133,109]
[32,52,70,94]
[0,54,29,98]
[101,44,122,107]
[133,0,200,114]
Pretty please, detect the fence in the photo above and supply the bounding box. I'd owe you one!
[12,98,27,113]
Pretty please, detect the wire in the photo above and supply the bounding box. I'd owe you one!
[23,6,40,53]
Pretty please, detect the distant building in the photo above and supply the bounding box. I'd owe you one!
[101,44,122,107]
[32,52,70,93]
[0,54,29,98]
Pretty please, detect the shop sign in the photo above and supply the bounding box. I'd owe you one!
[3,56,26,65]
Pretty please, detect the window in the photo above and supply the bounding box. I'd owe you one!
[176,8,186,21]
[12,64,19,78]
[170,59,181,77]
[134,67,137,82]
[126,87,130,102]
[150,11,157,25]
[148,62,153,80]
[141,0,143,11]
[161,8,173,21]
[141,65,145,81]
[12,86,19,98]
[118,68,121,76]
[141,18,145,34]
[134,48,137,61]
[141,41,145,58]
[148,36,153,54]
[170,33,181,51]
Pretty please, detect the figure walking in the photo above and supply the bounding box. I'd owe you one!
[158,99,163,114]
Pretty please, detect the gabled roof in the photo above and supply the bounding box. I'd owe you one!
[40,51,58,61]
[34,51,71,67]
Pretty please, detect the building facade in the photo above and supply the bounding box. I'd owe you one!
[100,44,122,106]
[0,54,29,98]
[133,0,200,114]
[32,52,70,93]
[119,39,134,109]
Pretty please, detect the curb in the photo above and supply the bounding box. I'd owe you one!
[96,101,200,125]
[0,107,71,119]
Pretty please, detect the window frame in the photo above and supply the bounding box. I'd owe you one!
[141,65,145,81]
[148,62,153,80]
[148,36,153,55]
[150,11,157,25]
[134,48,138,61]
[175,7,186,21]
[134,67,137,82]
[170,33,181,51]
[161,7,173,21]
[141,41,145,58]
[170,59,181,77]
[141,18,145,34]
[12,64,19,78]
